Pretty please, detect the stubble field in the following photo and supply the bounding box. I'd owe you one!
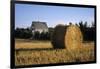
[15,39,95,66]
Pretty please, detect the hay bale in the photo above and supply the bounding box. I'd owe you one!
[51,24,67,49]
[51,24,83,51]
[51,24,83,50]
[65,25,83,51]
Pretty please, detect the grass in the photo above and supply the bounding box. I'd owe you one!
[15,39,95,66]
[15,39,52,49]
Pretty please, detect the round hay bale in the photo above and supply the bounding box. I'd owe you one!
[51,24,83,50]
[51,24,67,49]
[65,25,83,51]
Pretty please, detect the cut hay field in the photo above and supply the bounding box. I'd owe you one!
[15,39,53,49]
[15,39,95,66]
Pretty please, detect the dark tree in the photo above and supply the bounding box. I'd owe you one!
[15,27,32,39]
[77,21,95,41]
[34,31,40,40]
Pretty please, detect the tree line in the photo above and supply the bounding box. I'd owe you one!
[15,27,53,40]
[15,28,32,39]
[78,21,95,41]
[15,21,96,41]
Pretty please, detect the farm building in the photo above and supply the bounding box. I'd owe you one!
[30,21,48,34]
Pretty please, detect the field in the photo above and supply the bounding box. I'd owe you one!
[15,39,95,66]
[15,39,52,49]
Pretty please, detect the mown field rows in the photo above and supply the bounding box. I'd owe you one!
[15,39,52,49]
[15,39,95,66]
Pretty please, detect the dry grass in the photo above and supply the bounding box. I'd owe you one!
[15,39,52,49]
[15,39,95,66]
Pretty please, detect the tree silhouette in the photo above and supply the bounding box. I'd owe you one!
[77,21,95,41]
[34,31,40,40]
[15,28,32,39]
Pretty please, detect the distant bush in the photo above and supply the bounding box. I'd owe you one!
[15,28,32,39]
[33,31,50,40]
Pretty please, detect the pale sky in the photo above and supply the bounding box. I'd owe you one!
[15,3,95,28]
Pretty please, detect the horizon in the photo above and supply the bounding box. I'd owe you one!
[15,3,95,29]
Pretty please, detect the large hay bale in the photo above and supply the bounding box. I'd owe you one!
[51,24,67,49]
[51,24,83,50]
[65,25,83,51]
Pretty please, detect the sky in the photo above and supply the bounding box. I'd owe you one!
[15,4,95,28]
